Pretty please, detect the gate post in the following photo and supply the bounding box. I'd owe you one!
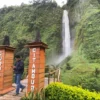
[0,46,15,95]
[26,41,48,93]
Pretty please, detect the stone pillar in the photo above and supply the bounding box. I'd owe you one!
[26,42,48,93]
[0,46,15,95]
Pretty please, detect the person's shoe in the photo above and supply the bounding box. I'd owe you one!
[21,86,25,92]
[13,93,19,96]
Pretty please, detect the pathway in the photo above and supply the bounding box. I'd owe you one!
[0,78,53,100]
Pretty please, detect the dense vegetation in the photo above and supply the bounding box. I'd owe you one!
[0,0,62,65]
[21,82,100,100]
[0,0,100,93]
[61,0,100,92]
[75,10,100,63]
[45,82,100,100]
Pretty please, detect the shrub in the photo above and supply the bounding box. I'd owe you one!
[95,68,100,77]
[66,63,72,70]
[45,82,100,100]
[21,89,45,100]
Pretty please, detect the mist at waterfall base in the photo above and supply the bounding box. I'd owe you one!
[48,10,71,65]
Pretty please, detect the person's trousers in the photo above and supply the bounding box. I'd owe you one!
[15,74,24,94]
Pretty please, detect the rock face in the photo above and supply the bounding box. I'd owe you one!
[67,0,100,62]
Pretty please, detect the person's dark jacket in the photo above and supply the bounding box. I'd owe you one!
[14,60,24,74]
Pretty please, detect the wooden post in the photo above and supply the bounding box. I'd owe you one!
[26,42,48,93]
[0,46,15,95]
[57,69,60,82]
[48,73,50,84]
[54,72,56,82]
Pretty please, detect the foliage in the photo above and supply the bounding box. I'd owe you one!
[75,10,100,63]
[22,82,100,100]
[67,0,100,63]
[45,82,100,100]
[0,1,62,65]
[67,0,79,8]
[60,0,100,92]
[21,89,45,100]
[61,55,100,91]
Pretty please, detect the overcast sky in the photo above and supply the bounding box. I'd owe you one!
[0,0,67,8]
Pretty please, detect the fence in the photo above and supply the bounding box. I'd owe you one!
[24,67,61,85]
[45,68,60,85]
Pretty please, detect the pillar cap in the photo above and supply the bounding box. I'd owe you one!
[0,45,15,51]
[25,42,48,49]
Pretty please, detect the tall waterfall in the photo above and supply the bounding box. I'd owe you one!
[48,9,71,65]
[62,10,71,57]
[54,10,71,64]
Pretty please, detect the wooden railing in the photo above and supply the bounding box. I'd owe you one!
[45,68,60,85]
[24,67,61,85]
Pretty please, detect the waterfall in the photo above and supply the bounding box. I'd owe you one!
[55,10,71,64]
[48,9,71,65]
[62,10,71,57]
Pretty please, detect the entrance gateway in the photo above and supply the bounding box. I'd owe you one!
[0,36,48,94]
[26,41,48,93]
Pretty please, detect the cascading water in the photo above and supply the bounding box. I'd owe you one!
[48,9,71,65]
[56,10,71,64]
[62,10,71,57]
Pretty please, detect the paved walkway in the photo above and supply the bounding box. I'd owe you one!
[0,78,53,100]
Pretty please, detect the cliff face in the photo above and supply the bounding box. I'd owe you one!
[61,0,100,92]
[67,0,100,63]
[67,0,99,37]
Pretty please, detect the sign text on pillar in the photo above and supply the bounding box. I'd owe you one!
[31,48,36,91]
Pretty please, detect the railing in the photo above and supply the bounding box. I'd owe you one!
[45,68,60,85]
[24,67,61,85]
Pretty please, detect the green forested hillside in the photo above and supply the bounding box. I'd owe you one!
[1,0,100,92]
[61,0,100,92]
[0,1,62,63]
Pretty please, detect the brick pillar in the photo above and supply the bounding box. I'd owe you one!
[26,42,48,93]
[0,46,15,95]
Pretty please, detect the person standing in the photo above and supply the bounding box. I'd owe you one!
[13,55,25,96]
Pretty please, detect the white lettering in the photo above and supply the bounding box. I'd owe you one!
[31,80,35,84]
[32,64,35,68]
[30,48,37,91]
[32,69,35,73]
[31,73,35,79]
[31,86,34,91]
[32,48,36,52]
